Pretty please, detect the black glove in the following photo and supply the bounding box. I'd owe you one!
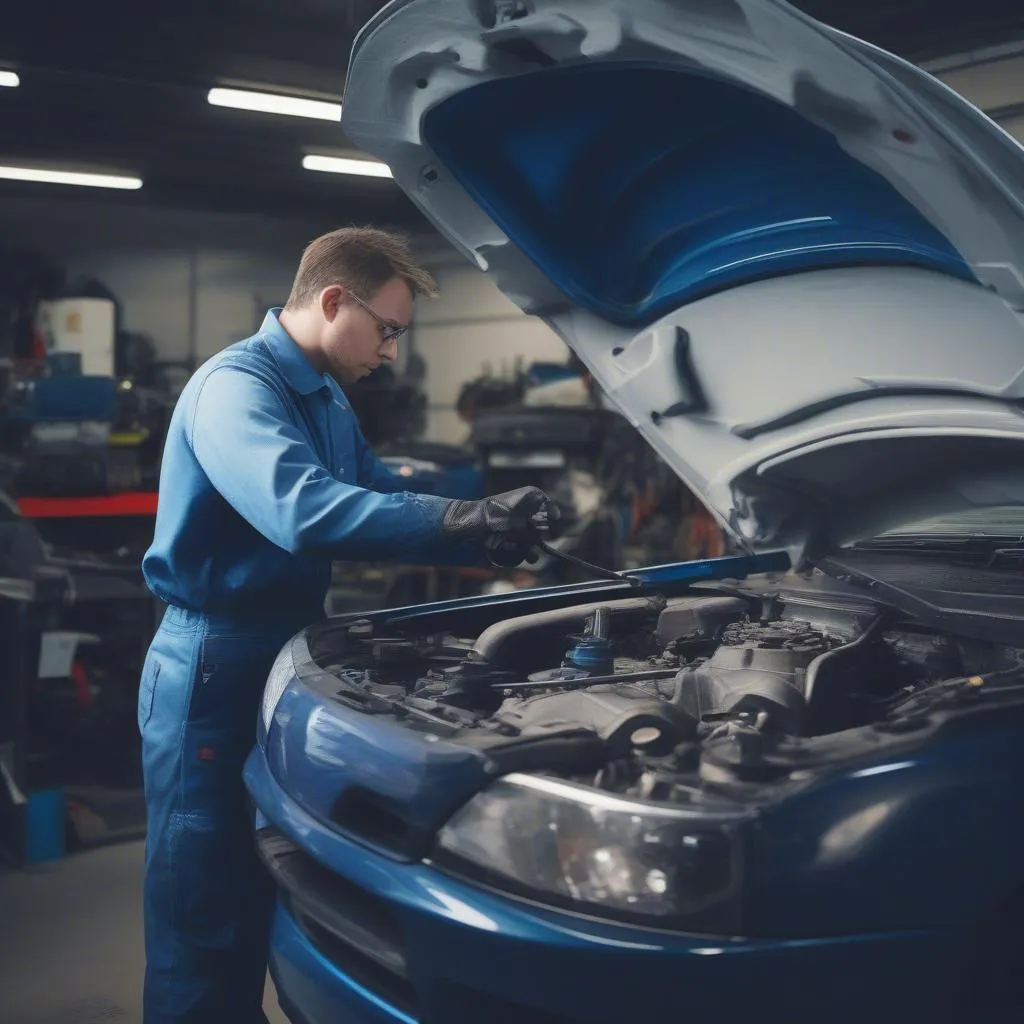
[442,486,559,567]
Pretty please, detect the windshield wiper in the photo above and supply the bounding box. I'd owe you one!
[849,533,1024,564]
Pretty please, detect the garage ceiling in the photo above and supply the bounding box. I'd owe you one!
[1,0,1023,225]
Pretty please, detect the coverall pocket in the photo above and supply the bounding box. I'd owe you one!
[137,656,161,733]
[191,633,283,725]
[166,809,243,946]
[178,720,254,818]
[181,633,285,814]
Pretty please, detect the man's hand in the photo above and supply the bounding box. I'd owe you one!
[441,486,559,567]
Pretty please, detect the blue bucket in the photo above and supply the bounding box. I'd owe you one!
[26,788,66,864]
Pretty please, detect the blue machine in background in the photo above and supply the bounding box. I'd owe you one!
[376,442,483,500]
[9,362,119,424]
[3,365,124,498]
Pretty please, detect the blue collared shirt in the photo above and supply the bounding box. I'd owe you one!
[143,309,462,620]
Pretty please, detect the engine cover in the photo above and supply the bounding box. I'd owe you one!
[495,682,697,756]
[674,619,840,733]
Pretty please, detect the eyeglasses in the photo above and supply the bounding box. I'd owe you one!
[349,292,409,343]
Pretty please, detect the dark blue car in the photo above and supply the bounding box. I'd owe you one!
[245,1,1024,1021]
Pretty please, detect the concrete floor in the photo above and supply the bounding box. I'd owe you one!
[0,839,288,1024]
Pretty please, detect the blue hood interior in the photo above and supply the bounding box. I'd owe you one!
[423,63,975,327]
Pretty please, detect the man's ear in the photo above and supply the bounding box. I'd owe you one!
[319,284,347,322]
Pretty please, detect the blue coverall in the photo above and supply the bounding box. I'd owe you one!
[139,309,475,1022]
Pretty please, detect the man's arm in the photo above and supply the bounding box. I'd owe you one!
[356,443,411,496]
[189,364,450,561]
[351,421,486,566]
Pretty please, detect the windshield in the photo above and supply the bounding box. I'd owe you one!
[871,506,1024,541]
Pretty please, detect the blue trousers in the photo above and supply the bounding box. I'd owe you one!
[138,606,305,1023]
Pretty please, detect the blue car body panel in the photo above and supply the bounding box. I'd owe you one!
[265,680,493,841]
[246,753,963,1024]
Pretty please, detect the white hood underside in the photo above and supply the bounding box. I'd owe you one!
[342,0,1024,558]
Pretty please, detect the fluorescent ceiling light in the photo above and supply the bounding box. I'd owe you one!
[302,154,393,178]
[0,71,19,88]
[0,165,143,190]
[208,87,341,121]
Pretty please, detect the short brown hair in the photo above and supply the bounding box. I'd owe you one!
[284,226,438,310]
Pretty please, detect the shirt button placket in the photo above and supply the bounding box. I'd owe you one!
[321,389,336,471]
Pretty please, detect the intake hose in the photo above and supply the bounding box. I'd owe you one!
[471,595,665,667]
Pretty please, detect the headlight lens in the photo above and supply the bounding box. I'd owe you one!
[436,773,744,928]
[260,642,297,736]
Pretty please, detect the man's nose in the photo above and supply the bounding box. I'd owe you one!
[381,337,399,362]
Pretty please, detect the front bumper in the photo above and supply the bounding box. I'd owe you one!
[245,748,956,1024]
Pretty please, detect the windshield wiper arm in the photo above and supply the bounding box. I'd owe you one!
[854,533,1024,547]
[849,534,1024,564]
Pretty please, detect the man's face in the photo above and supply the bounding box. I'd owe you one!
[320,276,413,384]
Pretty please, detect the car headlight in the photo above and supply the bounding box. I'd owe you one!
[260,642,297,737]
[436,773,745,929]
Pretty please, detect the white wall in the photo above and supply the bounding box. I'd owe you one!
[929,50,1024,144]
[411,257,567,443]
[64,250,195,363]
[1002,113,1024,145]
[56,249,298,365]
[191,251,301,361]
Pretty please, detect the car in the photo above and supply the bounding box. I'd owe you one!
[244,1,1024,1021]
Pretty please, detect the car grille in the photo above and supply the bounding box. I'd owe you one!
[255,827,417,1017]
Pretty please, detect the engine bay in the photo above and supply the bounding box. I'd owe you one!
[309,578,1024,798]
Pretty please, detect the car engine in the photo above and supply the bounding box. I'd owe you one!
[311,580,1016,796]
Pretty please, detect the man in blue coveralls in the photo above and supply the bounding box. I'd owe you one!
[139,227,555,1023]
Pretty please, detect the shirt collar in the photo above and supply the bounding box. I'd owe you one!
[261,308,328,396]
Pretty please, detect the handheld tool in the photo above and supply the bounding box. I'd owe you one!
[529,511,643,586]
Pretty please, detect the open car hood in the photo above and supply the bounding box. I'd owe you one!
[342,0,1024,560]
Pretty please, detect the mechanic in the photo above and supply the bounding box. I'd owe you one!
[138,227,556,1023]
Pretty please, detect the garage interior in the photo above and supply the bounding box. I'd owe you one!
[2,1,1024,1022]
